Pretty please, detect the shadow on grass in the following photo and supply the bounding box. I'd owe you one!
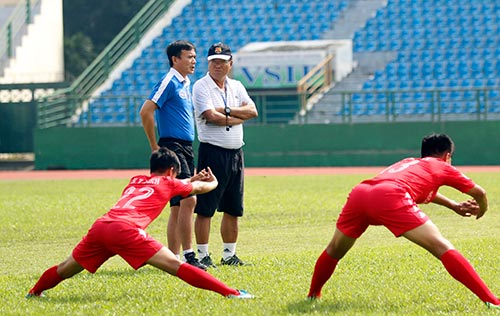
[286,298,402,315]
[31,292,113,304]
[286,299,349,315]
[25,268,159,304]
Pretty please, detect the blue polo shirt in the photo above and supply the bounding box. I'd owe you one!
[148,68,194,141]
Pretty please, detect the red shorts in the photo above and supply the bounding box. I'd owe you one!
[72,220,163,273]
[336,181,429,238]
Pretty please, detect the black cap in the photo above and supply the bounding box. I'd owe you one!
[207,42,232,61]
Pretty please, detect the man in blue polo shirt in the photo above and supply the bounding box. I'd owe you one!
[140,40,206,270]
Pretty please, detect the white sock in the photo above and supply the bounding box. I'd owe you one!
[182,249,194,255]
[175,254,181,260]
[182,249,194,260]
[222,243,236,260]
[197,244,209,259]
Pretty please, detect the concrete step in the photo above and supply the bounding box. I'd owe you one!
[323,0,388,40]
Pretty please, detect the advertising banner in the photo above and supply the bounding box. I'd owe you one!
[232,40,353,89]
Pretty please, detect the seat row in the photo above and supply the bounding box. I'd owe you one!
[339,101,500,117]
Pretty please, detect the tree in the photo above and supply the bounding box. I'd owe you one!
[63,33,94,81]
[63,0,147,80]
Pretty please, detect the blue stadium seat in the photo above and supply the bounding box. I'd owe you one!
[461,79,473,88]
[352,103,366,116]
[375,103,387,115]
[473,79,484,88]
[463,101,480,114]
[489,100,500,113]
[488,90,500,99]
[486,78,498,87]
[414,103,431,114]
[395,103,414,115]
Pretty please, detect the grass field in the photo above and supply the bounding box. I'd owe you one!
[1,172,500,315]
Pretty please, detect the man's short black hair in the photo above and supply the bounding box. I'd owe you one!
[166,40,196,67]
[421,133,455,158]
[150,147,180,174]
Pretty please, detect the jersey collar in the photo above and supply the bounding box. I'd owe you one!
[170,68,191,85]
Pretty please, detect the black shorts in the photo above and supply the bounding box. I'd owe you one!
[195,142,244,217]
[158,137,194,206]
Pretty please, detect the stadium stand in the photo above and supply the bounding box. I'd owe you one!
[77,0,499,125]
[348,0,500,118]
[80,0,349,125]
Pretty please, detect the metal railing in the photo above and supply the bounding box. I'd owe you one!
[301,87,500,124]
[45,86,500,128]
[37,0,174,129]
[297,55,333,115]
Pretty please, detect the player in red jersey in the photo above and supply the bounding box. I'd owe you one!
[308,133,500,309]
[27,148,253,299]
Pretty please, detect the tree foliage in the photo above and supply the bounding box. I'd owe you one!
[63,0,148,81]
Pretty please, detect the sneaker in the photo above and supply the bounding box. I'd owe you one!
[26,291,45,298]
[220,254,250,266]
[184,252,207,271]
[227,289,254,299]
[200,254,217,269]
[486,302,500,309]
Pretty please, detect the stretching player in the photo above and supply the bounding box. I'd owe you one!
[308,133,500,309]
[27,148,253,299]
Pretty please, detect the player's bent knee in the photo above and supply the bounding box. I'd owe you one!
[146,247,181,275]
[57,256,84,278]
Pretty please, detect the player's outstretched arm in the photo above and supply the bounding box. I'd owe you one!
[433,191,485,219]
[432,193,476,217]
[433,193,460,211]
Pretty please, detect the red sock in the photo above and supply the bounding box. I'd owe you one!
[441,249,500,304]
[176,263,238,297]
[308,249,339,298]
[29,265,64,295]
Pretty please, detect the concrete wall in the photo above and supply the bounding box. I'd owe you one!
[0,0,64,83]
[0,101,35,153]
[34,121,500,169]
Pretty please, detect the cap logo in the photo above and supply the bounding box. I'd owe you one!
[214,47,223,54]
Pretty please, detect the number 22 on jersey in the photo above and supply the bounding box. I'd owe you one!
[113,186,155,209]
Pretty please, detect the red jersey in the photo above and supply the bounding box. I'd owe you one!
[99,175,192,229]
[363,157,475,204]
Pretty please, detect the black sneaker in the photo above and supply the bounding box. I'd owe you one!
[200,254,217,269]
[220,254,250,266]
[184,252,207,270]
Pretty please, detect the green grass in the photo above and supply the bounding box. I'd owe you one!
[1,172,500,315]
